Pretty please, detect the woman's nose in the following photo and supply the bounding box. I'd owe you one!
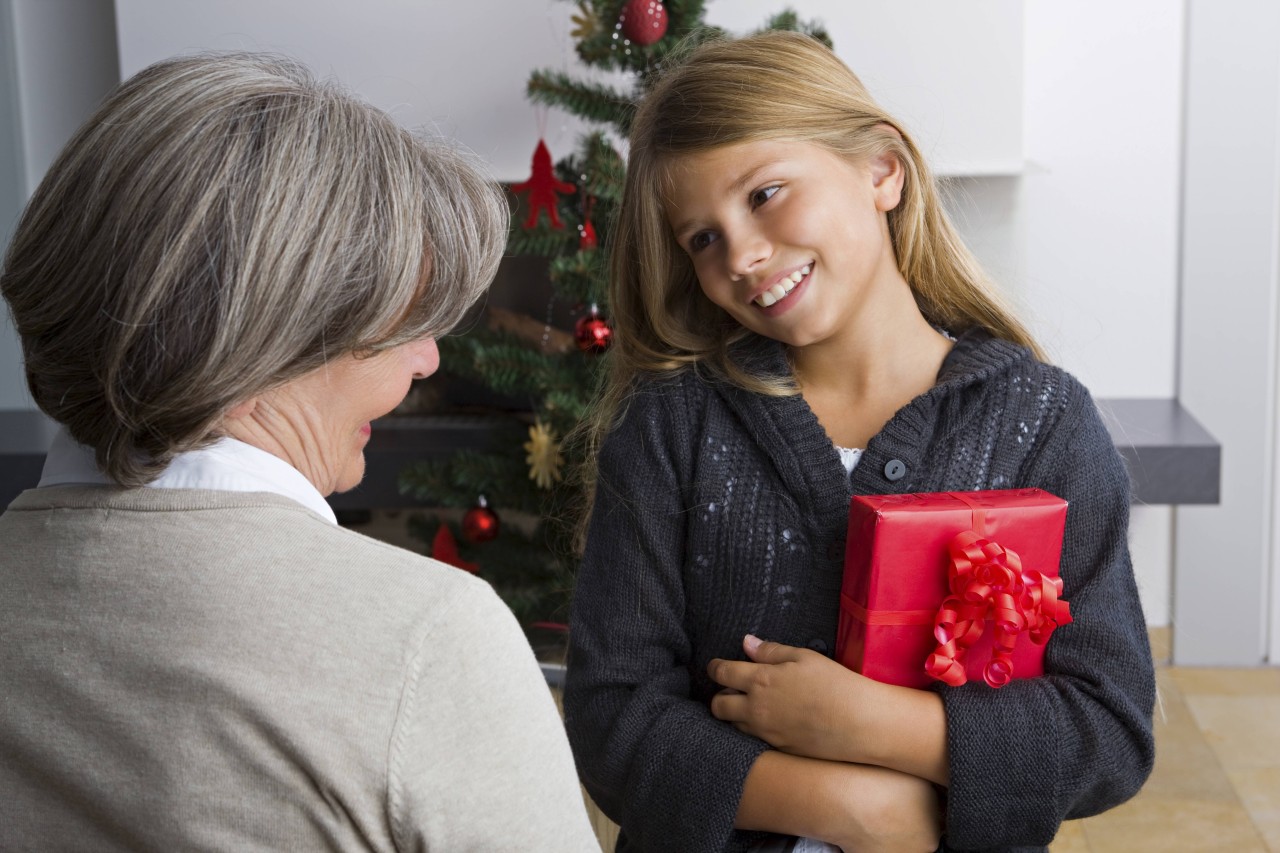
[409,337,440,380]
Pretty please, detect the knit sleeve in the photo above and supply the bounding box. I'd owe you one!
[938,381,1157,850]
[564,383,770,853]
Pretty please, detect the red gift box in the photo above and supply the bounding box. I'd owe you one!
[835,489,1071,689]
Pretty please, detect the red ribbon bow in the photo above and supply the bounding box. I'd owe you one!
[924,529,1072,688]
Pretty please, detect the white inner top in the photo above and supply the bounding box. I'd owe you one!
[836,445,864,475]
[38,427,338,525]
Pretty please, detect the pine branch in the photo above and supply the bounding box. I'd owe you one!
[580,131,627,205]
[437,327,570,401]
[400,449,542,509]
[548,250,607,303]
[470,345,557,398]
[507,220,577,257]
[757,9,833,48]
[528,70,636,131]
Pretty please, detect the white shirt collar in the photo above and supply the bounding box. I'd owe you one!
[38,427,338,525]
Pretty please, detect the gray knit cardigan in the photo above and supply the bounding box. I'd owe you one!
[564,329,1156,853]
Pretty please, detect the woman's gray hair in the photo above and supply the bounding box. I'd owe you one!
[0,52,508,486]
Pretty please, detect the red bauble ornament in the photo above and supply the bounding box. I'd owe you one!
[462,496,500,543]
[619,0,668,46]
[511,139,575,229]
[574,304,613,354]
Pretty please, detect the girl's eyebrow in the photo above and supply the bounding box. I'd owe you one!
[670,159,788,236]
[727,159,787,196]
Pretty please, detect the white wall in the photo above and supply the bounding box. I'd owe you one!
[115,0,1024,182]
[948,1,1185,627]
[1177,0,1280,665]
[703,0,1024,176]
[0,0,119,410]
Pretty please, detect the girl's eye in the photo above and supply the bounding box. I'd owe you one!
[750,186,779,208]
[689,231,717,253]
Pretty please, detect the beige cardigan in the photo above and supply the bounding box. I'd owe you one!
[0,485,598,851]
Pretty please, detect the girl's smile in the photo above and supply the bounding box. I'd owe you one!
[752,262,812,310]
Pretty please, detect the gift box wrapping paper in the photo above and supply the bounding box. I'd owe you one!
[836,489,1070,689]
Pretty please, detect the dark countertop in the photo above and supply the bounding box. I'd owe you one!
[1,399,1220,509]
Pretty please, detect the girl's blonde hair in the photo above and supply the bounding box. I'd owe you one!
[613,30,1040,388]
[575,30,1040,531]
[1,52,507,486]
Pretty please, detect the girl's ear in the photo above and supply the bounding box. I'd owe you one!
[869,150,905,213]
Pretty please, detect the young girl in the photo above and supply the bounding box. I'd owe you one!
[563,30,1156,853]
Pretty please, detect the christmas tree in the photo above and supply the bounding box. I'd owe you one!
[399,1,831,632]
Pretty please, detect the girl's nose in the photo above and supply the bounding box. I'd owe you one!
[409,337,440,380]
[726,228,771,280]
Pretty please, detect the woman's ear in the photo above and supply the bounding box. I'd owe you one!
[224,398,258,421]
[868,150,905,213]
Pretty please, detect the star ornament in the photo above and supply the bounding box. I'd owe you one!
[570,1,600,40]
[524,420,565,490]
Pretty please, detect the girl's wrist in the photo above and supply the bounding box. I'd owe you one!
[855,682,951,785]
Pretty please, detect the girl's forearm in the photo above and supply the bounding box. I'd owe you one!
[736,751,942,850]
[840,680,950,786]
[736,751,850,839]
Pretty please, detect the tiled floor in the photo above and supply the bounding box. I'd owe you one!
[1051,632,1280,852]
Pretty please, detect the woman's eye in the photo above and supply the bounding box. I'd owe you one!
[689,231,716,253]
[750,186,779,208]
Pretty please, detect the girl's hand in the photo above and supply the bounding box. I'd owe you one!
[709,634,873,763]
[709,635,950,785]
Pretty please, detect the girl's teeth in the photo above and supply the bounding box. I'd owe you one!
[755,265,811,307]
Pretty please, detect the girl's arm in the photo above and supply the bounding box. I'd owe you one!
[564,382,772,852]
[934,386,1156,848]
[737,751,942,853]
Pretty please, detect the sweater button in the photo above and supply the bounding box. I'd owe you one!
[884,459,907,481]
[807,638,829,654]
[826,539,845,561]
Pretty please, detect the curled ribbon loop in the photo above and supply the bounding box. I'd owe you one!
[924,530,1073,688]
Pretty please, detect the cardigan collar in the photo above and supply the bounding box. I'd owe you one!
[712,328,1034,521]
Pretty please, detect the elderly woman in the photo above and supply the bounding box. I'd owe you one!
[0,54,598,851]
